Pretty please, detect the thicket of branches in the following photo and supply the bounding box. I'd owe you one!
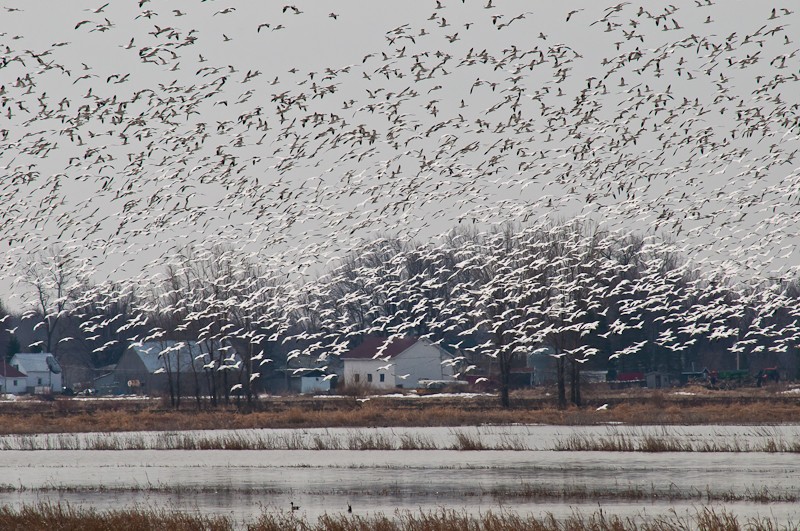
[300,222,799,407]
[7,221,800,408]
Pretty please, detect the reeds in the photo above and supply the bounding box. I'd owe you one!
[3,425,799,452]
[0,502,232,531]
[4,505,785,531]
[553,427,800,453]
[0,428,524,451]
[451,431,487,451]
[0,503,795,530]
[248,507,797,531]
[398,433,436,450]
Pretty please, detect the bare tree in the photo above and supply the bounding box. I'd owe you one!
[19,247,85,357]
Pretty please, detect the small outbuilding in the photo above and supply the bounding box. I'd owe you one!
[297,368,333,394]
[0,361,27,394]
[645,371,671,389]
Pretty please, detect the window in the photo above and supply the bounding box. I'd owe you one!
[367,373,373,383]
[379,374,385,382]
[354,374,360,383]
[38,378,43,385]
[13,380,17,386]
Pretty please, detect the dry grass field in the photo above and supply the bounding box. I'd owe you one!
[0,504,794,531]
[0,384,797,434]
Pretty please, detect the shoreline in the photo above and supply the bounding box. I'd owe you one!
[1,385,798,434]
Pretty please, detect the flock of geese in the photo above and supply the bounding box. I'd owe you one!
[1,1,799,375]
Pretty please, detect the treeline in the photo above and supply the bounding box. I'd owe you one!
[300,222,799,407]
[3,221,799,408]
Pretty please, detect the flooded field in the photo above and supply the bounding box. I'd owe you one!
[3,424,800,451]
[2,425,799,527]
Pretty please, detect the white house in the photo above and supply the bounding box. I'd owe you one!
[342,336,455,390]
[9,353,63,393]
[0,361,28,394]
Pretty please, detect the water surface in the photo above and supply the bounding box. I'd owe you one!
[1,425,798,526]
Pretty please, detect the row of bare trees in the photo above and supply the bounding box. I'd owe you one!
[8,222,800,409]
[136,248,292,408]
[297,222,799,407]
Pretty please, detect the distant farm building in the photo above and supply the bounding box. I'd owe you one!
[107,340,240,396]
[9,353,62,394]
[0,361,28,394]
[342,336,455,389]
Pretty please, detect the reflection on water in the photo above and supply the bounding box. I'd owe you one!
[1,425,799,525]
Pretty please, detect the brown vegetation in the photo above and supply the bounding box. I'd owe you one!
[0,386,797,435]
[249,508,794,531]
[554,427,800,453]
[0,504,794,531]
[0,503,231,531]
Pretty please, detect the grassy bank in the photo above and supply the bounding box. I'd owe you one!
[0,428,528,451]
[2,426,799,452]
[0,503,230,531]
[250,508,795,531]
[0,504,795,531]
[554,427,800,453]
[0,386,798,435]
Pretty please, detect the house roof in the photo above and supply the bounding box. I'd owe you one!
[128,341,204,373]
[341,336,420,360]
[0,362,26,378]
[127,340,239,373]
[11,353,61,374]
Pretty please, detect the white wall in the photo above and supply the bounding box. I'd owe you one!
[0,377,27,394]
[300,376,332,394]
[10,354,63,393]
[394,341,453,388]
[343,340,456,390]
[343,358,396,389]
[24,370,62,393]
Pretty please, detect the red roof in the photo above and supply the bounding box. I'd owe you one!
[0,363,26,378]
[341,336,420,360]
